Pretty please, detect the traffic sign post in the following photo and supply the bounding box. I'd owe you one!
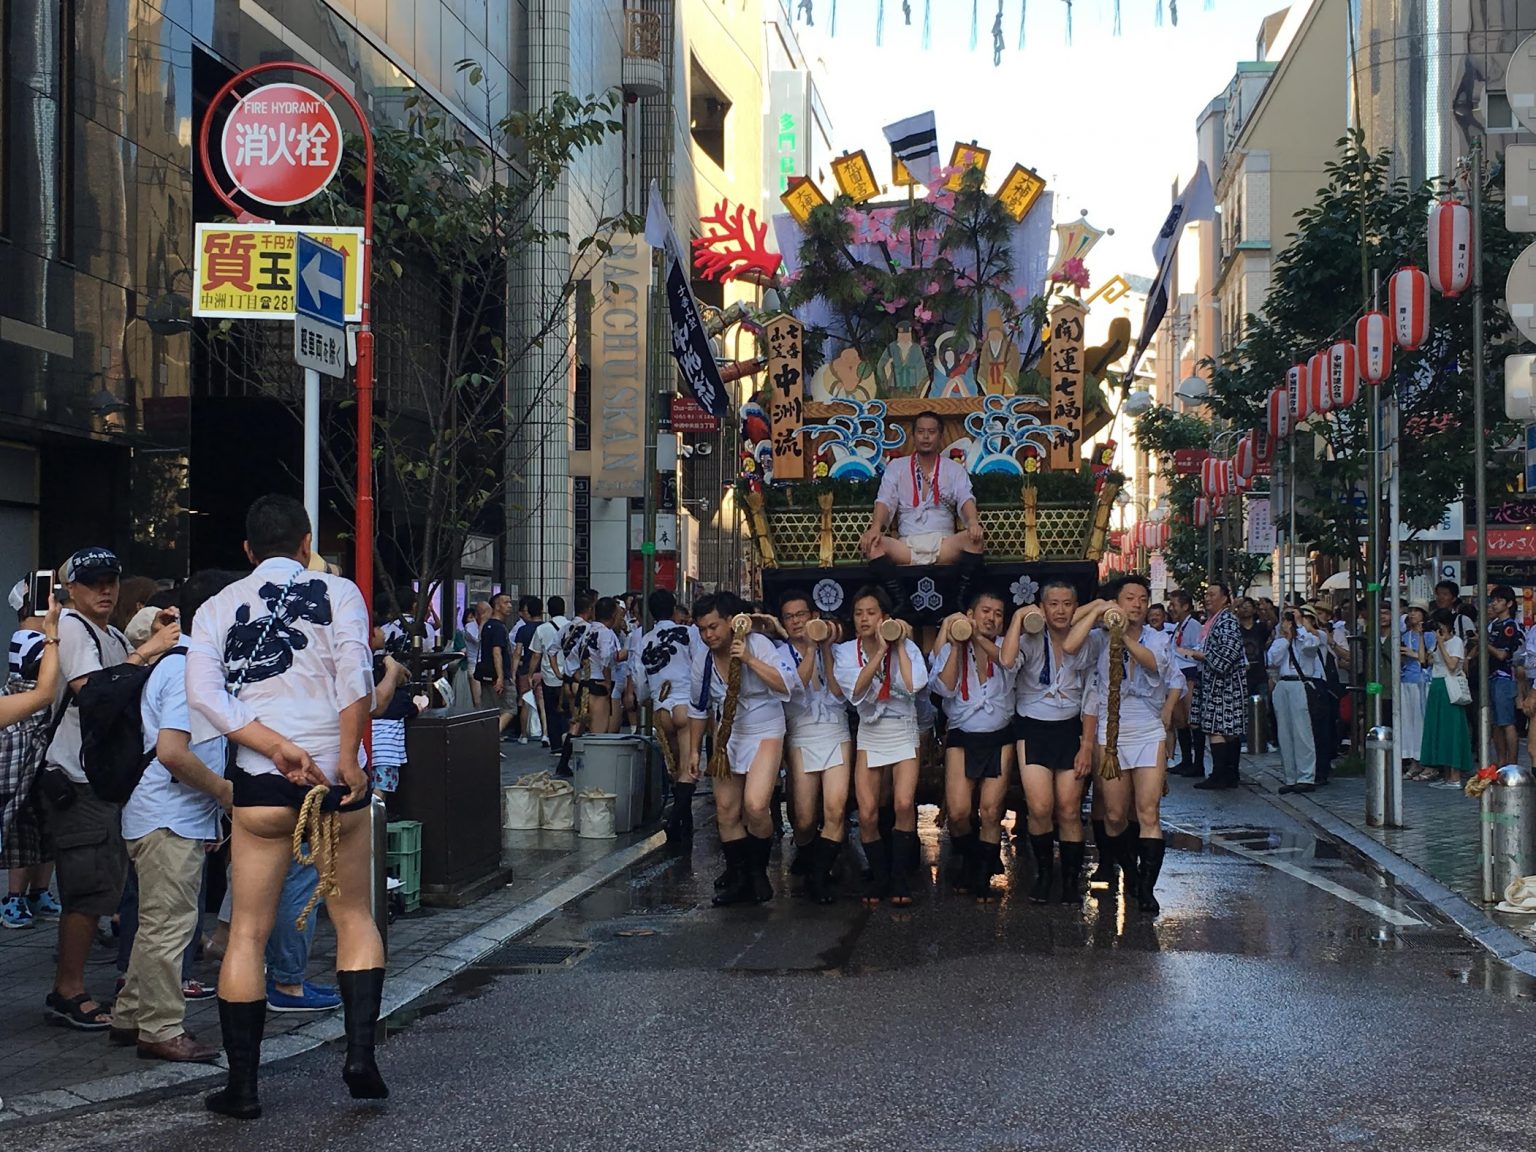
[291,233,348,541]
[199,61,377,632]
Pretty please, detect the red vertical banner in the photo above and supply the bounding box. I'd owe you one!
[766,313,806,480]
[1048,298,1086,471]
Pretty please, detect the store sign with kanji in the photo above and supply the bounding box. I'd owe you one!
[220,82,344,206]
[193,224,364,319]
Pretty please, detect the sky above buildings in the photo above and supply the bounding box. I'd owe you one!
[806,0,1293,281]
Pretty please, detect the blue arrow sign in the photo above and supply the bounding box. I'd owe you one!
[295,233,346,327]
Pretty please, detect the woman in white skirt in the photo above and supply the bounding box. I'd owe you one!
[778,590,852,904]
[1067,575,1174,915]
[833,586,928,906]
[688,593,793,906]
[1399,604,1432,775]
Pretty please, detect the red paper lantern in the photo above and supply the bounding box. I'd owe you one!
[1144,522,1169,550]
[1327,340,1359,408]
[1234,432,1257,479]
[1389,266,1431,350]
[1267,386,1292,441]
[1308,350,1333,415]
[1428,198,1472,298]
[1254,424,1274,464]
[1232,460,1254,492]
[1356,311,1392,384]
[1287,362,1313,422]
[1201,457,1232,498]
[1192,497,1209,529]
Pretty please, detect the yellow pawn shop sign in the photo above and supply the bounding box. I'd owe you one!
[193,223,365,320]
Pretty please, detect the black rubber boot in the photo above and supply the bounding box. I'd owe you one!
[712,840,754,906]
[888,830,916,904]
[805,838,835,905]
[338,968,389,1099]
[878,804,896,847]
[1175,727,1194,774]
[556,737,575,777]
[747,834,774,903]
[861,838,889,903]
[1058,840,1086,904]
[1191,728,1206,779]
[953,552,986,612]
[1089,819,1117,885]
[948,830,976,890]
[868,555,909,619]
[205,999,265,1120]
[669,781,697,847]
[972,838,1001,902]
[1116,829,1141,897]
[1137,837,1167,916]
[1028,832,1055,904]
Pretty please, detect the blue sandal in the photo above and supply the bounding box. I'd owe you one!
[45,991,112,1031]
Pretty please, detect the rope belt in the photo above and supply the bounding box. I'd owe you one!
[291,785,341,932]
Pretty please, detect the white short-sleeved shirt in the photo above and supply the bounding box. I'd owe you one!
[874,454,975,540]
[532,617,565,687]
[587,622,620,682]
[558,618,592,681]
[1084,625,1173,729]
[832,637,929,725]
[463,619,482,670]
[783,642,849,730]
[1431,634,1465,680]
[929,641,1015,734]
[186,557,374,783]
[46,610,132,784]
[638,623,697,707]
[687,632,792,735]
[1014,629,1101,721]
[121,652,226,842]
[1267,629,1324,679]
[1171,615,1202,673]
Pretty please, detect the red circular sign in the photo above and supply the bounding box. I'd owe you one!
[219,82,344,207]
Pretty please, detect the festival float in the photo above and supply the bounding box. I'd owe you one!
[690,141,1125,623]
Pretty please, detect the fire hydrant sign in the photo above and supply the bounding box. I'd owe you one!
[220,82,343,207]
[193,223,364,320]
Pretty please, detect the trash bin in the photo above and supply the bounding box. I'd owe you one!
[576,734,644,833]
[637,734,664,822]
[1485,764,1536,901]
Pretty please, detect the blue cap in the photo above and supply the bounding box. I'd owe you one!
[63,548,122,586]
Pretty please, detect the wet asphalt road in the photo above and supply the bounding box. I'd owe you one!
[8,782,1536,1151]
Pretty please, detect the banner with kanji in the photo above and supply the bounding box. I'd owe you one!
[1047,298,1086,470]
[765,315,806,480]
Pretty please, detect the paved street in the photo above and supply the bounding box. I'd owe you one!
[5,764,1535,1151]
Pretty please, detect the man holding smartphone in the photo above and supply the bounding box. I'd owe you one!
[39,548,182,1031]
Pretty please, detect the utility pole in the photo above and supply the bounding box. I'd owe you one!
[1471,136,1491,771]
[1362,152,1384,741]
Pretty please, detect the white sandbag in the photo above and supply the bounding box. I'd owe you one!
[540,778,576,831]
[576,790,617,839]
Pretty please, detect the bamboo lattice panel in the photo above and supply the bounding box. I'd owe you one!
[764,505,1091,568]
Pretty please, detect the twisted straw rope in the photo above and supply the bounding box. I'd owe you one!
[655,680,679,779]
[1099,614,1126,781]
[292,785,341,932]
[708,616,754,780]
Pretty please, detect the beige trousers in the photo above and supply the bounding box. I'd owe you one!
[115,829,205,1042]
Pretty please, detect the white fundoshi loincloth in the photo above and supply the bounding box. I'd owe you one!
[787,719,852,773]
[858,715,919,768]
[726,726,783,775]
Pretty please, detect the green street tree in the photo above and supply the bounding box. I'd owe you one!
[1140,133,1523,590]
[208,79,635,634]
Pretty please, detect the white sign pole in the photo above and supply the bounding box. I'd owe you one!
[304,367,321,538]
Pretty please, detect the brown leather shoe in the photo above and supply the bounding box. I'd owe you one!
[108,1026,137,1047]
[137,1032,221,1063]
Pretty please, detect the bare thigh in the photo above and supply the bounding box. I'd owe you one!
[820,748,852,836]
[221,806,302,1001]
[854,752,884,835]
[1019,760,1057,828]
[741,739,783,836]
[889,758,919,829]
[1097,772,1134,832]
[943,750,974,834]
[1131,755,1167,832]
[787,746,824,836]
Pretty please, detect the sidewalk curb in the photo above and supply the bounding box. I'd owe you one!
[0,825,673,1128]
[1246,765,1536,979]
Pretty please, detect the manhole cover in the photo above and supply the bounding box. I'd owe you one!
[478,942,590,972]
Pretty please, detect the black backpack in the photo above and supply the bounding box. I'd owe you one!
[57,614,179,804]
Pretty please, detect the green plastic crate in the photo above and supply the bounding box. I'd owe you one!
[386,820,423,912]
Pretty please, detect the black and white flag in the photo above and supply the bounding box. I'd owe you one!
[1123,162,1215,382]
[644,180,729,418]
[883,111,940,187]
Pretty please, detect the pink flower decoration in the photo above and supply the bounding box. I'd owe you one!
[1050,257,1091,291]
[915,304,934,323]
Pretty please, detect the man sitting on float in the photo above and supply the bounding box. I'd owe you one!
[858,410,986,607]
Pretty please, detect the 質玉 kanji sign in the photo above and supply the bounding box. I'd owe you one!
[220,82,344,207]
[193,223,364,319]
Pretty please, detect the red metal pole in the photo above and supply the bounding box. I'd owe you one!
[197,62,375,619]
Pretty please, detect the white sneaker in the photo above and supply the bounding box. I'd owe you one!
[517,736,529,745]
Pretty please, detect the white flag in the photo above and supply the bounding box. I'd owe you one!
[644,180,688,269]
[1125,163,1217,380]
[883,111,940,187]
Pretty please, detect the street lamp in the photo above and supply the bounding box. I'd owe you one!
[1176,374,1210,409]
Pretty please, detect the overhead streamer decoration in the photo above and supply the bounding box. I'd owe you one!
[904,1,913,25]
[1019,0,1027,47]
[876,0,885,45]
[993,1,1005,65]
[1063,0,1073,44]
[971,0,980,50]
[925,0,933,48]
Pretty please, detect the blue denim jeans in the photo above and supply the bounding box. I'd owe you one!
[265,859,320,986]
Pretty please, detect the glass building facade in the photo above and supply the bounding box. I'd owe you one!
[0,0,524,585]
